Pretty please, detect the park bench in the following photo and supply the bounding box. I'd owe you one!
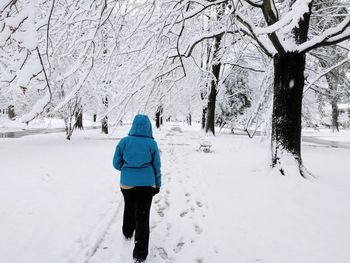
[199,140,212,153]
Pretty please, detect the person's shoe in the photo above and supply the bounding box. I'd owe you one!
[122,229,134,240]
[133,258,145,263]
[123,234,133,240]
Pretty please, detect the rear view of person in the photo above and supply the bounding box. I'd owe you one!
[113,114,161,263]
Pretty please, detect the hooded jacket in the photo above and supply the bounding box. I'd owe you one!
[113,115,161,187]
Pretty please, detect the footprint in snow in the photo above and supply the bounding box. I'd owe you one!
[196,201,203,208]
[194,224,203,234]
[157,247,169,259]
[157,207,165,217]
[179,210,188,217]
[173,241,185,253]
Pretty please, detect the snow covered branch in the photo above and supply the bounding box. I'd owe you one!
[175,0,229,24]
[182,28,237,58]
[304,56,350,93]
[298,16,350,53]
[235,13,276,56]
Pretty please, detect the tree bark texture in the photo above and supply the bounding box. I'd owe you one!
[205,76,218,135]
[325,74,340,132]
[65,120,73,140]
[272,52,305,171]
[101,97,108,134]
[101,116,108,134]
[74,111,83,130]
[155,105,163,129]
[187,113,192,125]
[201,107,207,129]
[155,111,160,128]
[331,98,339,132]
[205,34,222,135]
[8,105,15,120]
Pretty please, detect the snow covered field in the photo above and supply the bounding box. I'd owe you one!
[1,123,350,263]
[303,128,350,143]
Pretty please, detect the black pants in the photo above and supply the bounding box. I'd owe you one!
[121,186,154,260]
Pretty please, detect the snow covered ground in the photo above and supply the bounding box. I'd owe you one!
[1,123,350,263]
[303,128,350,143]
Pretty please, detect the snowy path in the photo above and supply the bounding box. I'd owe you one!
[90,126,216,262]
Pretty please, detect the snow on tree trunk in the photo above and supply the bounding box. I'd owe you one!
[101,117,108,134]
[200,89,207,130]
[271,52,306,176]
[187,113,192,125]
[8,105,16,120]
[205,34,222,135]
[101,97,108,134]
[205,80,217,135]
[155,105,163,129]
[331,99,339,132]
[65,119,73,140]
[201,107,207,130]
[325,74,340,132]
[74,111,83,130]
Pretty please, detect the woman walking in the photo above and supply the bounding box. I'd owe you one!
[113,114,162,263]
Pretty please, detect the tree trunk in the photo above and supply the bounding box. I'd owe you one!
[155,111,160,128]
[101,97,108,134]
[8,105,16,120]
[200,89,207,129]
[205,81,217,135]
[101,116,108,134]
[321,61,340,132]
[271,52,305,175]
[331,99,339,132]
[155,105,163,129]
[74,111,83,130]
[205,35,222,135]
[270,1,311,176]
[65,120,73,140]
[201,107,207,129]
[93,114,97,122]
[325,74,339,132]
[187,113,192,125]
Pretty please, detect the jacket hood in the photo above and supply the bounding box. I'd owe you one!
[128,114,153,138]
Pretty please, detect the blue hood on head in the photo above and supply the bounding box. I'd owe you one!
[128,114,153,138]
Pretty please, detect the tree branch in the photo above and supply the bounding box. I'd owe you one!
[298,16,350,53]
[244,0,263,8]
[236,13,275,56]
[223,62,265,72]
[304,56,350,93]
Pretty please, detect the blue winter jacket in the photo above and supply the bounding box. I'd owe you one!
[113,115,161,187]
